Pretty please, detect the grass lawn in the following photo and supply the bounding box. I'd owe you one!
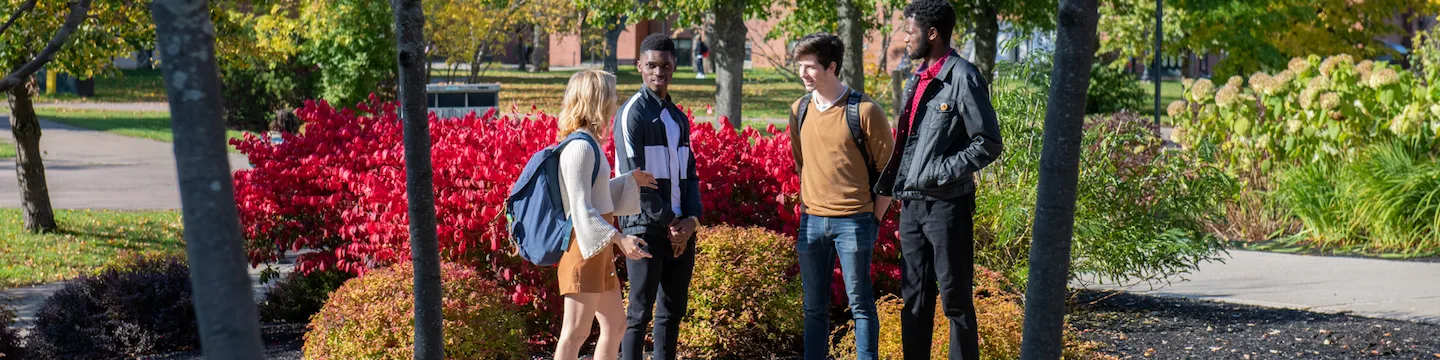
[0,139,13,159]
[34,69,168,103]
[0,209,186,288]
[32,108,252,149]
[437,65,813,120]
[1137,79,1184,125]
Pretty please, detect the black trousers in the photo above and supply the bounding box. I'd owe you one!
[899,194,979,360]
[620,232,696,360]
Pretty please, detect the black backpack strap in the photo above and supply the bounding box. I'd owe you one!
[796,93,812,129]
[791,94,813,177]
[844,91,878,191]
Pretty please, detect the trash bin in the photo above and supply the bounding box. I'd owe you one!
[425,83,501,119]
[76,77,95,97]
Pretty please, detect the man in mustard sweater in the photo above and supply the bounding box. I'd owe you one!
[786,33,895,360]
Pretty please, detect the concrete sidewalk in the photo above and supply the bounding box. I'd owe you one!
[30,102,169,112]
[1079,250,1440,325]
[4,254,297,336]
[0,116,251,210]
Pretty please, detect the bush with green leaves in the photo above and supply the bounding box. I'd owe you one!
[1001,52,1146,115]
[1170,53,1438,170]
[974,61,1235,287]
[1276,141,1440,253]
[679,226,803,358]
[258,268,354,323]
[1085,62,1146,114]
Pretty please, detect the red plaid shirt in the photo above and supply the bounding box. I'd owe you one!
[900,53,951,140]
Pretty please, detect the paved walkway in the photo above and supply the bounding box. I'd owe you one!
[4,254,297,336]
[0,116,251,210]
[1079,250,1440,325]
[30,102,169,112]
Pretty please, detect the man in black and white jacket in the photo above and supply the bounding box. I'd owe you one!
[613,33,703,360]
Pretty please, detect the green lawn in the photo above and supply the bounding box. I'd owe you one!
[0,139,14,159]
[1138,79,1184,124]
[439,65,810,120]
[0,209,186,288]
[32,108,251,149]
[34,69,168,103]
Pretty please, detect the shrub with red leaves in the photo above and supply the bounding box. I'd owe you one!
[232,98,904,344]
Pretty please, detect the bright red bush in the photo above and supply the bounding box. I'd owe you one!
[232,98,904,344]
[233,97,562,342]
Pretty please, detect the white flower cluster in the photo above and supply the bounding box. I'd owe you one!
[1190,78,1215,103]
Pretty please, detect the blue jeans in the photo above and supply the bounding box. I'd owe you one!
[798,212,879,360]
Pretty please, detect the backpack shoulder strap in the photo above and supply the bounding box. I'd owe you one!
[558,132,603,184]
[790,94,813,177]
[796,93,812,128]
[845,91,878,190]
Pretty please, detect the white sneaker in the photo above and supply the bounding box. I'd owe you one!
[696,73,706,79]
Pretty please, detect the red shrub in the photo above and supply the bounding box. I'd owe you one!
[232,98,904,344]
[233,97,561,342]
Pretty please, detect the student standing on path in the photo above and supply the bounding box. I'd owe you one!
[873,1,1004,359]
[787,33,895,360]
[551,69,658,360]
[615,34,705,360]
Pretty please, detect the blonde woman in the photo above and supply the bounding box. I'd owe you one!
[553,69,657,360]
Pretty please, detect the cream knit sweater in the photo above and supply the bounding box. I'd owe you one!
[558,131,641,259]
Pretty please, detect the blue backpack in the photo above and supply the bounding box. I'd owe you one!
[506,132,602,266]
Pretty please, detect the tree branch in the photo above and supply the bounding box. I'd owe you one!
[0,0,92,93]
[0,0,37,37]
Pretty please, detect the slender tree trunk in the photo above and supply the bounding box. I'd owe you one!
[533,25,549,72]
[8,83,56,233]
[390,0,444,358]
[972,0,1000,82]
[604,15,624,74]
[150,0,264,358]
[837,0,865,93]
[518,26,530,72]
[1018,0,1100,358]
[711,3,745,128]
[469,46,482,83]
[878,7,892,76]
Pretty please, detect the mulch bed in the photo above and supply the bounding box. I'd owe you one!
[144,323,305,360]
[1070,290,1440,359]
[139,291,1440,359]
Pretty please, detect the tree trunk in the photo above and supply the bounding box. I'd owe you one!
[532,25,549,72]
[878,7,893,76]
[7,84,56,233]
[1018,0,1100,358]
[469,46,482,83]
[392,0,445,358]
[150,0,264,358]
[711,3,745,128]
[971,0,1000,82]
[604,14,624,74]
[837,0,865,93]
[517,26,530,72]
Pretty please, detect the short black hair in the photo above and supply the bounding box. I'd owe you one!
[792,33,845,76]
[904,0,956,45]
[639,33,676,56]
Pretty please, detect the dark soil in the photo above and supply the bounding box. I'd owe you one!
[1070,290,1440,359]
[133,291,1440,359]
[142,322,305,360]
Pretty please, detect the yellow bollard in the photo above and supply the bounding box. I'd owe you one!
[45,70,56,95]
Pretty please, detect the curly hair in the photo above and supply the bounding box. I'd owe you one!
[904,0,956,45]
[640,33,676,57]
